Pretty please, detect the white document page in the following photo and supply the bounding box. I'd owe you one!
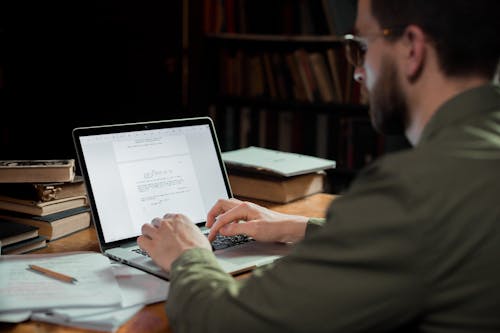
[110,260,169,307]
[114,134,205,229]
[31,304,144,333]
[0,310,32,323]
[0,252,122,312]
[28,261,169,331]
[48,260,169,318]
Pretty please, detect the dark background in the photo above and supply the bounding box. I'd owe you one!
[0,0,412,193]
[0,0,183,160]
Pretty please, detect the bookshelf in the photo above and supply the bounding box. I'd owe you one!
[188,0,383,193]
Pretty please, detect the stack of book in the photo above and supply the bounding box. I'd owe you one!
[222,146,336,203]
[0,160,91,253]
[0,219,44,254]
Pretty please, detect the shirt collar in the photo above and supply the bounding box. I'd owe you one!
[418,83,500,145]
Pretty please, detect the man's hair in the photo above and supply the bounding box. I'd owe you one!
[370,0,500,79]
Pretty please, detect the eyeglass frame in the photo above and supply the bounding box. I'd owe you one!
[342,27,406,67]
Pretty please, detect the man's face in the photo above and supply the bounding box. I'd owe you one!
[369,57,408,135]
[355,0,408,135]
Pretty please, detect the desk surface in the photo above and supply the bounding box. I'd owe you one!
[1,193,335,333]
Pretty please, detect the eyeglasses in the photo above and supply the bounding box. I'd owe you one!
[342,28,402,67]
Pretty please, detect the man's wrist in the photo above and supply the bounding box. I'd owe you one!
[304,217,326,238]
[171,248,218,277]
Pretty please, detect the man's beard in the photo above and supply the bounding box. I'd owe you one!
[368,58,408,135]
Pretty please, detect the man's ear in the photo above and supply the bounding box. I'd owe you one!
[402,25,427,81]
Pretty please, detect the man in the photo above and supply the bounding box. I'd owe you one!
[138,0,500,331]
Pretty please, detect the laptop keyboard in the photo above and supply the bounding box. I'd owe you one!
[133,248,149,256]
[132,234,253,257]
[211,234,253,250]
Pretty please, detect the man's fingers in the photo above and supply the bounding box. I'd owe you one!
[206,207,223,228]
[137,234,152,252]
[207,202,252,241]
[219,221,254,238]
[206,198,244,227]
[151,217,163,228]
[141,223,157,238]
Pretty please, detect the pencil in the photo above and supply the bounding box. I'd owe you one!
[28,264,78,284]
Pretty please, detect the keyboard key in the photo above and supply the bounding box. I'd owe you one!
[211,234,252,250]
[133,248,150,257]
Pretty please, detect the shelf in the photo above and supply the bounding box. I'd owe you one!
[210,96,369,116]
[205,33,345,51]
[193,1,382,181]
[207,33,344,43]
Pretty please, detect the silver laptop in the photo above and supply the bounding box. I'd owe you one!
[72,117,290,280]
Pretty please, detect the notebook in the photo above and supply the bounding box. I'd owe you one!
[72,117,290,280]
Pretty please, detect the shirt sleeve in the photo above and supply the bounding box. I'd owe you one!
[305,217,325,236]
[166,160,425,333]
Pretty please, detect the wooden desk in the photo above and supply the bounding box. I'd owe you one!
[1,193,335,333]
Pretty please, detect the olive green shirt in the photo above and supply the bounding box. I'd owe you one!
[166,84,500,333]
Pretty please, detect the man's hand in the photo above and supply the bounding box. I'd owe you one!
[138,213,212,272]
[206,198,309,243]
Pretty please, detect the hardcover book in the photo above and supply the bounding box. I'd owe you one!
[222,146,336,177]
[0,195,88,216]
[1,235,47,255]
[228,171,325,203]
[0,159,76,183]
[0,206,91,241]
[0,219,39,247]
[0,176,86,202]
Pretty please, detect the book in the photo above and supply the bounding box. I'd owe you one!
[0,206,91,241]
[228,171,325,203]
[0,159,76,183]
[326,48,344,103]
[309,52,335,103]
[222,146,336,177]
[293,48,316,102]
[1,235,47,255]
[0,219,39,247]
[0,175,86,202]
[284,52,308,102]
[0,195,88,216]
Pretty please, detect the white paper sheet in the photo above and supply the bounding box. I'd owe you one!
[31,304,144,333]
[48,261,169,318]
[0,251,122,312]
[0,310,32,323]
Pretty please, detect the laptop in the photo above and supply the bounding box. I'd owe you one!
[72,117,290,280]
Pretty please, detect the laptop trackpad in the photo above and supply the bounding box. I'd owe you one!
[107,247,161,269]
[215,242,291,273]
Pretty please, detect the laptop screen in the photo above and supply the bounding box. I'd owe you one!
[73,118,231,244]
